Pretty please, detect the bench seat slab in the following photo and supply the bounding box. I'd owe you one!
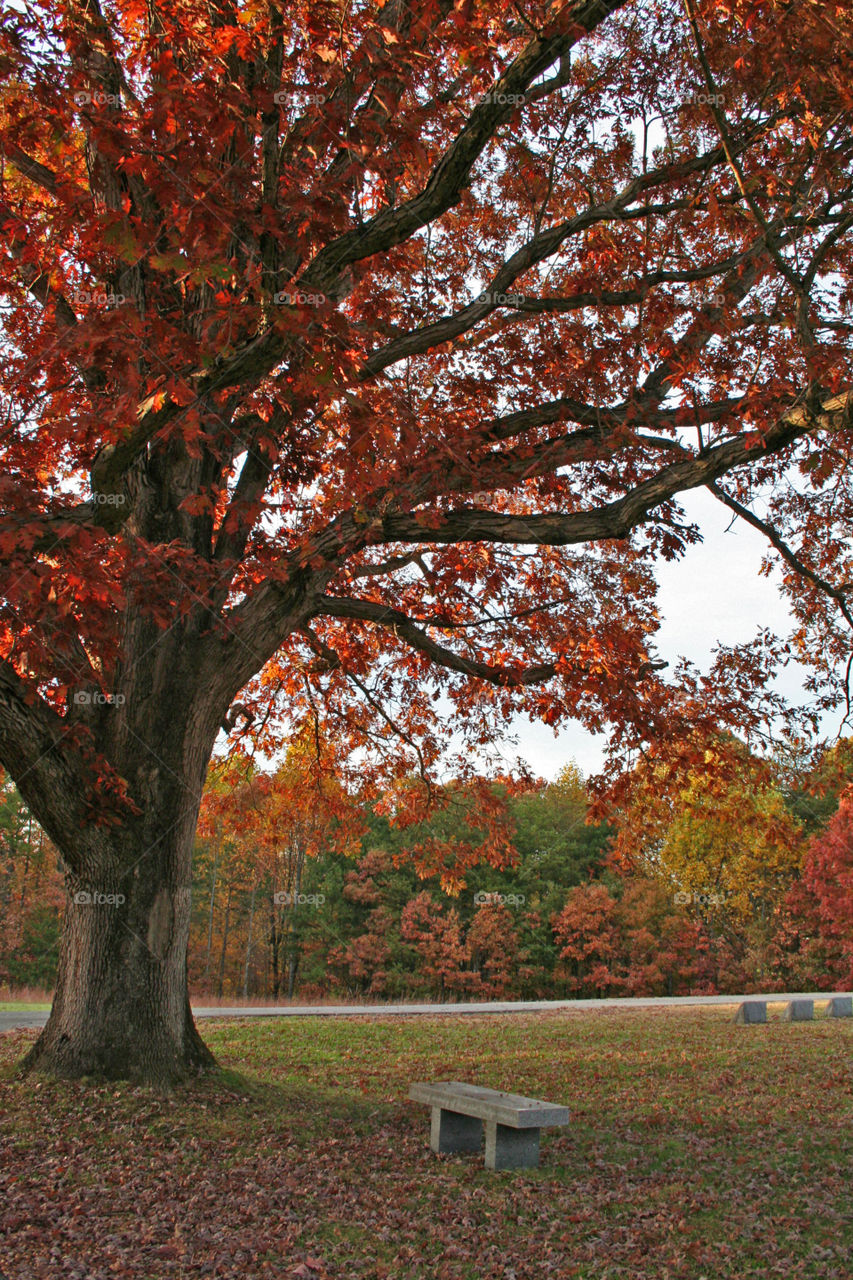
[409,1081,569,1128]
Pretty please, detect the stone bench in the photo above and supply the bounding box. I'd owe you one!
[409,1080,569,1170]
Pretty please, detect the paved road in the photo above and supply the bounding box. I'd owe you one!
[1,990,849,1033]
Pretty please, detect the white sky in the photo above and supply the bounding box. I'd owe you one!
[512,487,834,780]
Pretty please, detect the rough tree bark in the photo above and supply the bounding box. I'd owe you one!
[10,604,250,1082]
[17,767,218,1081]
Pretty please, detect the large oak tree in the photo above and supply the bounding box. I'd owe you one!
[0,0,851,1082]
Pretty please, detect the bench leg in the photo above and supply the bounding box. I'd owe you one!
[484,1122,540,1170]
[430,1107,483,1154]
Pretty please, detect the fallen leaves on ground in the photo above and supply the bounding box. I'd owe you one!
[0,1007,850,1279]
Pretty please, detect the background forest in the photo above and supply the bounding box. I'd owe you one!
[2,739,852,1003]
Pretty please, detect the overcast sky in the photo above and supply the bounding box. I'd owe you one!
[511,488,831,780]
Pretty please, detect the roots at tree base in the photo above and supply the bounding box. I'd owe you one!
[19,993,218,1085]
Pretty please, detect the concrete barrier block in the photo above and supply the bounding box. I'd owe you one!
[734,1001,767,1024]
[782,999,814,1021]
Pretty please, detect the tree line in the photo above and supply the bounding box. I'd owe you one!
[3,740,851,1002]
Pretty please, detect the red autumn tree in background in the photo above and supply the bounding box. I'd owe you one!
[1,0,852,1081]
[327,848,395,995]
[400,892,470,997]
[551,882,621,995]
[800,788,853,987]
[466,899,520,998]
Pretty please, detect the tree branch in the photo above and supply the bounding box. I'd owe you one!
[0,660,93,862]
[706,480,853,632]
[313,594,667,687]
[377,392,852,547]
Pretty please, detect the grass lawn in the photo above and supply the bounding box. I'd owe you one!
[0,1006,850,1278]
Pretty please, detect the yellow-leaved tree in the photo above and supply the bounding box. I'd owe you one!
[615,740,805,937]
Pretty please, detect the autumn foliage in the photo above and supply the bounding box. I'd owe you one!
[3,745,851,1004]
[799,787,853,987]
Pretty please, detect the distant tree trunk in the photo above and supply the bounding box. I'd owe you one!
[203,832,220,988]
[217,881,233,999]
[242,880,257,999]
[284,851,303,999]
[269,893,281,998]
[286,949,299,999]
[18,812,31,912]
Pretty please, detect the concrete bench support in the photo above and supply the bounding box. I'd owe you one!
[782,999,814,1021]
[430,1106,483,1154]
[734,1001,767,1024]
[827,995,853,1017]
[485,1121,540,1171]
[410,1081,569,1171]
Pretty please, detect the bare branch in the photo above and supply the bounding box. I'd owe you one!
[707,480,853,632]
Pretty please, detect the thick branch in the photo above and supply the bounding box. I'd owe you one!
[314,595,558,685]
[0,661,92,860]
[377,393,851,547]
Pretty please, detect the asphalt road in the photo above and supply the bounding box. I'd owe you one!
[1,990,850,1033]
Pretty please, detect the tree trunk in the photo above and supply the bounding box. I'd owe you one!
[283,852,303,1000]
[242,880,257,999]
[16,676,223,1085]
[217,880,233,1000]
[1,500,310,1084]
[269,893,281,998]
[286,948,299,999]
[18,812,31,911]
[203,831,220,988]
[20,823,215,1084]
